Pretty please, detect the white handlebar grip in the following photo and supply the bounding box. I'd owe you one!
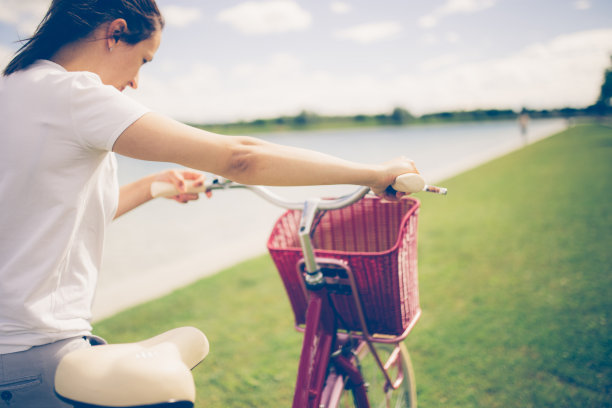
[392,173,426,193]
[150,181,208,198]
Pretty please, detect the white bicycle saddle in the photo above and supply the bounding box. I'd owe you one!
[55,326,209,407]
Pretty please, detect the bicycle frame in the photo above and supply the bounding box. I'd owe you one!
[291,257,419,407]
[291,197,416,408]
[292,284,337,407]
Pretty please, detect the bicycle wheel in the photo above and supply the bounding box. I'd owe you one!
[332,342,416,408]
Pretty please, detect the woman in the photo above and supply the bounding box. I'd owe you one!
[0,0,418,406]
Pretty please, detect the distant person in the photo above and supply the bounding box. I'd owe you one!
[0,0,420,406]
[518,110,530,145]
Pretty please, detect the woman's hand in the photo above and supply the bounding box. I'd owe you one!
[370,157,420,201]
[153,169,209,203]
[116,169,208,219]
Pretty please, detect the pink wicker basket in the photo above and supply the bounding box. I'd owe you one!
[267,196,420,337]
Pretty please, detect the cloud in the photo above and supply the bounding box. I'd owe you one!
[216,0,311,35]
[0,44,14,71]
[334,21,402,44]
[419,0,496,28]
[438,0,496,14]
[126,54,306,122]
[406,29,612,113]
[330,2,352,14]
[0,0,49,36]
[128,29,612,123]
[418,53,460,71]
[573,0,591,10]
[160,5,202,28]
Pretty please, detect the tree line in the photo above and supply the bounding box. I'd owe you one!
[200,57,612,132]
[208,104,606,132]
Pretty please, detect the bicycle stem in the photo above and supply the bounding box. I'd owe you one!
[298,198,325,287]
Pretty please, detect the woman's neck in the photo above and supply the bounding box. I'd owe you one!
[51,28,107,73]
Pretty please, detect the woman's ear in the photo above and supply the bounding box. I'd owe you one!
[106,19,128,50]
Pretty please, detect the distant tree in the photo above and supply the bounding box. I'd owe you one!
[293,110,319,126]
[374,114,388,123]
[484,109,514,119]
[471,110,486,120]
[390,107,414,124]
[559,107,579,118]
[596,56,612,110]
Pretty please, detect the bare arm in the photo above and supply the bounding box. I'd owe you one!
[113,113,418,200]
[115,173,157,219]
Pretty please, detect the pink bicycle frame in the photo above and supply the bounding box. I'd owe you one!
[291,286,338,408]
[291,198,369,408]
[290,257,419,408]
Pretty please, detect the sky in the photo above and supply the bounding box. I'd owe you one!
[0,0,611,124]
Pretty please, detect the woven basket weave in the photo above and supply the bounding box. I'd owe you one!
[267,196,420,336]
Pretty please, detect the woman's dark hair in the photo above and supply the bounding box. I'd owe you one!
[3,0,164,76]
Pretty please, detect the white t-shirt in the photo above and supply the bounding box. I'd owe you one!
[0,60,149,353]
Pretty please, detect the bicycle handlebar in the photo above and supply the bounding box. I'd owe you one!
[150,173,446,211]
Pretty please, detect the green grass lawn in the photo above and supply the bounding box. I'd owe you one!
[94,123,612,407]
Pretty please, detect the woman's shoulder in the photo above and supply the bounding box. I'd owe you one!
[13,60,125,107]
[25,60,102,88]
[3,60,104,96]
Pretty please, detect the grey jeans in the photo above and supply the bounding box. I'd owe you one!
[0,336,104,408]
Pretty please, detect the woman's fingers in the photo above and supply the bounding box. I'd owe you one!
[156,169,210,202]
[171,192,200,203]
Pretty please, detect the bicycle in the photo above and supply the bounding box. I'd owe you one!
[55,173,446,408]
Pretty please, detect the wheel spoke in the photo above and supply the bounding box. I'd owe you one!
[332,343,416,408]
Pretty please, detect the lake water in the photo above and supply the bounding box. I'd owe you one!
[93,119,567,320]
